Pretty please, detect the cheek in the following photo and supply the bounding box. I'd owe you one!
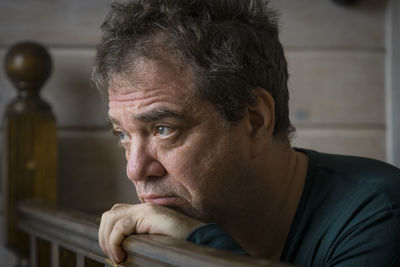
[165,138,233,201]
[158,142,212,198]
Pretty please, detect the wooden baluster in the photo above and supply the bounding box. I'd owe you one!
[29,236,37,267]
[76,254,85,267]
[51,243,59,267]
[2,42,57,266]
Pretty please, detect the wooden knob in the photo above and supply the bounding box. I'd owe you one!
[4,42,52,93]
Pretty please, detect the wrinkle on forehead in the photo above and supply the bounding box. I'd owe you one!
[108,57,196,97]
[107,57,200,115]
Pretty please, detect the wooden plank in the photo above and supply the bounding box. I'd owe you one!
[76,254,84,267]
[270,0,386,48]
[44,48,107,127]
[292,127,386,161]
[388,0,400,167]
[287,50,385,126]
[0,48,108,127]
[51,243,60,267]
[0,49,14,128]
[86,257,108,267]
[59,246,77,267]
[0,131,2,210]
[1,48,386,127]
[0,0,109,46]
[124,235,282,267]
[57,130,139,213]
[30,235,37,267]
[0,0,386,49]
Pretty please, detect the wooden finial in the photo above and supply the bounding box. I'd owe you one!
[3,42,57,263]
[5,41,52,94]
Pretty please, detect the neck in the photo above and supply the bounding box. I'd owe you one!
[223,144,308,259]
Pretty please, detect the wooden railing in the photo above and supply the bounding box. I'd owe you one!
[18,201,288,267]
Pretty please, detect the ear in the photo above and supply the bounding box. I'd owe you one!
[246,88,275,157]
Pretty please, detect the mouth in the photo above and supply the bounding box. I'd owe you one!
[140,194,181,206]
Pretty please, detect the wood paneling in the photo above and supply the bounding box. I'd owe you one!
[57,130,139,213]
[0,50,14,126]
[0,49,108,127]
[0,0,110,46]
[0,131,3,189]
[270,0,386,48]
[388,0,400,167]
[0,0,386,48]
[288,50,385,126]
[293,127,386,161]
[1,49,385,128]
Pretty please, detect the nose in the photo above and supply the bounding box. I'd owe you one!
[125,139,166,182]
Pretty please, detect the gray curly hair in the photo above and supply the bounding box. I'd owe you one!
[92,0,295,139]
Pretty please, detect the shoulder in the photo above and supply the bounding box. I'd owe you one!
[297,147,400,209]
[317,150,400,178]
[285,148,400,265]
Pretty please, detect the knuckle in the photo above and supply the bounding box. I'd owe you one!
[143,202,157,211]
[101,210,113,221]
[101,211,108,220]
[113,218,125,231]
[114,217,132,233]
[111,203,123,210]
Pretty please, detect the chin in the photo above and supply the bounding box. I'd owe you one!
[167,204,205,221]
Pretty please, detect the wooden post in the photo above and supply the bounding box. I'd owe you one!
[2,42,57,266]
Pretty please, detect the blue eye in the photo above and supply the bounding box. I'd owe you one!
[117,132,126,140]
[155,126,174,136]
[112,129,128,141]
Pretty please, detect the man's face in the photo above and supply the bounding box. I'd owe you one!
[108,58,252,223]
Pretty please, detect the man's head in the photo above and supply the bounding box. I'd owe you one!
[93,0,295,224]
[93,0,294,140]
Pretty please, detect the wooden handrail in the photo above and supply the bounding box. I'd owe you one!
[18,201,290,266]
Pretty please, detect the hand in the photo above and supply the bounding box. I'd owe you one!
[98,203,204,264]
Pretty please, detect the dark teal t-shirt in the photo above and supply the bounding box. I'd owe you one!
[186,148,400,266]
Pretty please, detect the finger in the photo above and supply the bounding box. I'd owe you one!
[101,209,122,263]
[103,212,120,263]
[103,206,131,263]
[101,212,116,262]
[99,211,109,257]
[109,217,135,263]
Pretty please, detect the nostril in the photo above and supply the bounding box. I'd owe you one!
[126,154,166,182]
[147,160,167,177]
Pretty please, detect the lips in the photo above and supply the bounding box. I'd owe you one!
[140,194,181,206]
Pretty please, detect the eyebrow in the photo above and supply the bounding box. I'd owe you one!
[107,116,121,126]
[108,108,186,126]
[134,108,186,122]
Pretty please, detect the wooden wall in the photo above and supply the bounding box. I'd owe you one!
[271,0,387,160]
[388,0,400,167]
[0,0,392,263]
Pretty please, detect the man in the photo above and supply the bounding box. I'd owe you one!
[92,0,400,266]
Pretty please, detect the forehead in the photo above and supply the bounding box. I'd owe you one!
[108,57,196,99]
[107,57,207,124]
